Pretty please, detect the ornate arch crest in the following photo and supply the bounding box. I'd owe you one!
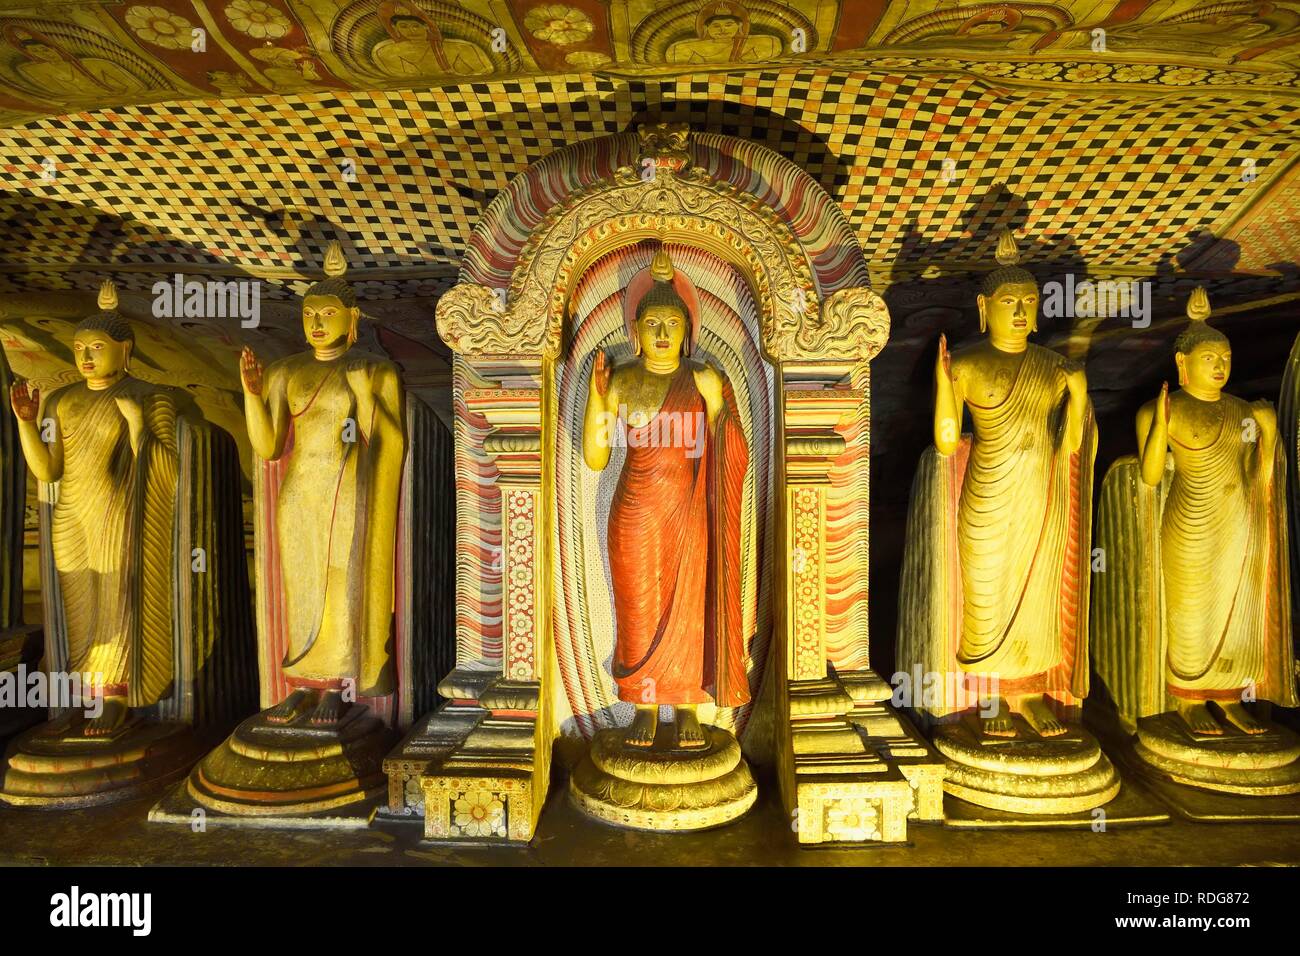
[435,124,888,363]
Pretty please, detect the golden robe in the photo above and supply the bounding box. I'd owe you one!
[47,378,177,706]
[1163,394,1295,702]
[898,345,1094,718]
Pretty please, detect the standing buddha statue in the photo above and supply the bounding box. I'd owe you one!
[185,243,411,819]
[1,280,255,807]
[897,229,1118,815]
[568,246,757,831]
[1093,288,1300,798]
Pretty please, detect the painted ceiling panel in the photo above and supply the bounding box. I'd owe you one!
[0,1,1297,125]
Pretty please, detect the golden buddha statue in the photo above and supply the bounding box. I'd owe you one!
[569,246,757,830]
[1094,289,1300,799]
[240,242,405,725]
[183,243,409,820]
[2,280,255,808]
[897,229,1118,815]
[11,281,180,736]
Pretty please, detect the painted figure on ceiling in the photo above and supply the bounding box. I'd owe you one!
[666,1,780,64]
[370,2,492,78]
[3,25,146,105]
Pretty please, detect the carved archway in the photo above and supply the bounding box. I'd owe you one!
[406,126,938,847]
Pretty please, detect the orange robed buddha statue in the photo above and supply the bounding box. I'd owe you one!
[581,247,750,751]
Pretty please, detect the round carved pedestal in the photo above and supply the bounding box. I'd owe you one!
[0,718,202,808]
[935,719,1120,814]
[569,725,757,831]
[188,705,393,816]
[1134,712,1300,796]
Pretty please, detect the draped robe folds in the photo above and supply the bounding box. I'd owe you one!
[955,346,1093,699]
[607,366,750,707]
[49,379,177,706]
[896,344,1093,720]
[266,359,395,696]
[1162,394,1298,704]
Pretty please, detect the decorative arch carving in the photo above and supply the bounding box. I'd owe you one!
[436,124,888,363]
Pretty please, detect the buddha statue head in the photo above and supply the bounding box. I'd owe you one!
[634,249,691,361]
[1174,287,1230,394]
[73,280,133,387]
[977,229,1038,340]
[302,242,359,353]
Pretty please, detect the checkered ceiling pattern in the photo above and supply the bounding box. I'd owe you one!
[2,66,1299,301]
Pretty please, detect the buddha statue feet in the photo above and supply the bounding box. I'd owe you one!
[978,698,1016,738]
[675,706,706,749]
[936,717,1119,815]
[264,688,311,725]
[570,723,757,831]
[1214,701,1266,736]
[83,698,129,738]
[307,689,350,728]
[624,706,658,748]
[1135,710,1300,796]
[1022,696,1067,738]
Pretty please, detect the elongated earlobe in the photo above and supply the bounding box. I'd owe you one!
[977,295,987,334]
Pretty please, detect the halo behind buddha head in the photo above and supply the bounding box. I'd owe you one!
[623,246,700,356]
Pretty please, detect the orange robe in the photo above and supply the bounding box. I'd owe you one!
[608,367,750,707]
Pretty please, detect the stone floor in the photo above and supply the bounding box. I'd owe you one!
[1,778,1298,866]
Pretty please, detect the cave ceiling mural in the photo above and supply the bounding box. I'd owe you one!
[0,1,1296,123]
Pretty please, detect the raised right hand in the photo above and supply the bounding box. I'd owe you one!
[1156,381,1170,427]
[936,334,953,383]
[591,349,611,400]
[9,381,38,422]
[240,347,263,396]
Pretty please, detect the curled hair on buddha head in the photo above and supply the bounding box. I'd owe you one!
[75,279,134,345]
[1173,286,1228,355]
[978,228,1037,298]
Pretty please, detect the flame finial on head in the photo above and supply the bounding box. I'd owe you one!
[650,247,675,282]
[1186,286,1211,321]
[993,228,1020,266]
[97,279,118,312]
[323,241,347,279]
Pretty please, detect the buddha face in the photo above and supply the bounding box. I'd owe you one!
[978,281,1039,339]
[637,304,687,360]
[1176,341,1230,392]
[73,330,130,381]
[302,294,357,349]
[390,17,430,42]
[705,17,741,40]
